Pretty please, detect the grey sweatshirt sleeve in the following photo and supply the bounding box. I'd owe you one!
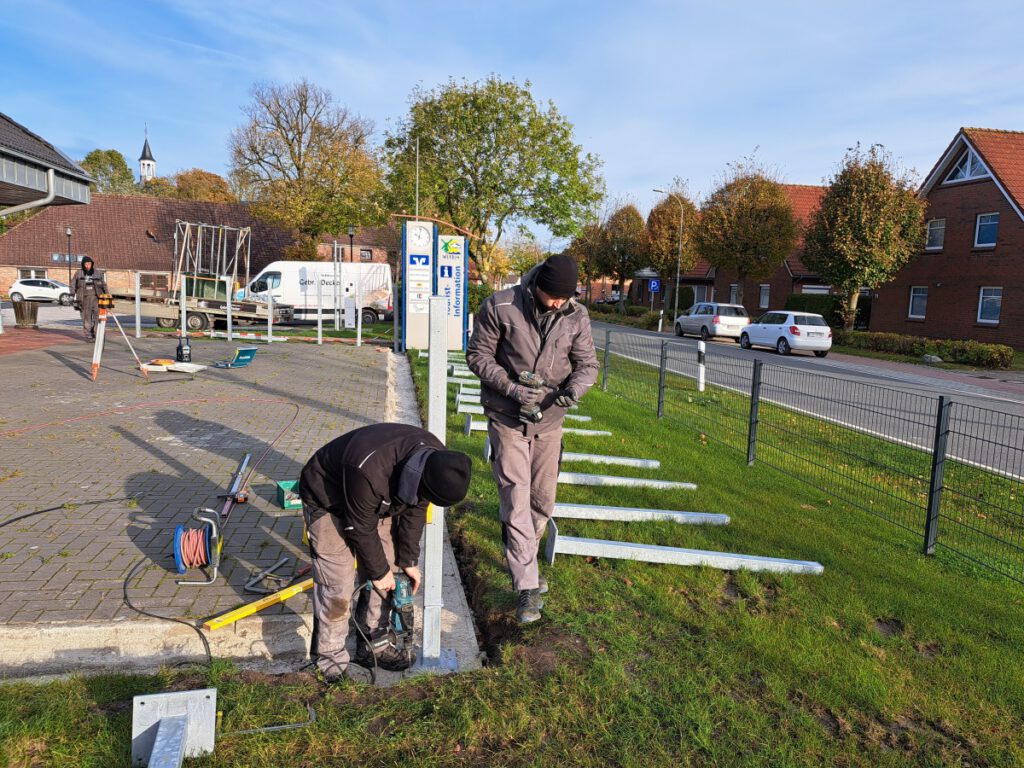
[466,295,517,396]
[562,309,599,398]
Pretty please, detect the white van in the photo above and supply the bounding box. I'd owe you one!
[247,261,393,324]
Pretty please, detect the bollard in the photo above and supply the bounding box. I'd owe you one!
[134,272,142,338]
[697,340,705,393]
[316,279,323,345]
[657,309,664,334]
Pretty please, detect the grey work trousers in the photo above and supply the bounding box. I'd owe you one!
[303,505,397,676]
[487,419,562,592]
[80,294,99,337]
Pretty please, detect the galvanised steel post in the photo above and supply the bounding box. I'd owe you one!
[657,340,669,418]
[924,396,951,555]
[747,359,763,466]
[601,328,611,391]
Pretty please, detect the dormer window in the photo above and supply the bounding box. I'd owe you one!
[944,149,989,184]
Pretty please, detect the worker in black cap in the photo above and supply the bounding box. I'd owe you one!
[70,256,108,340]
[467,253,598,624]
[299,423,472,682]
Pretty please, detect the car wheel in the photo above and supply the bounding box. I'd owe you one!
[59,293,72,306]
[10,292,23,302]
[156,317,178,329]
[674,323,683,337]
[740,333,751,350]
[776,337,791,356]
[700,326,710,341]
[361,309,378,325]
[814,350,829,358]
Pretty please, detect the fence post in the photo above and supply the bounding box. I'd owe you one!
[697,340,706,393]
[746,359,763,466]
[657,341,668,418]
[923,396,951,555]
[601,329,611,392]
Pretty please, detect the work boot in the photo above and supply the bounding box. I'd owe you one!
[354,633,415,672]
[516,589,543,624]
[537,575,549,595]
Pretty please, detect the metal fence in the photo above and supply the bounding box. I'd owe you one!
[596,328,1024,585]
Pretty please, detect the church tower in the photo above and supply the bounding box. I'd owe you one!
[139,129,156,183]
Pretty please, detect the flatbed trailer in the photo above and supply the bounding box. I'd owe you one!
[108,289,293,330]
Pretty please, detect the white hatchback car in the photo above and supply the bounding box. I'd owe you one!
[9,278,73,305]
[739,311,833,357]
[673,302,750,341]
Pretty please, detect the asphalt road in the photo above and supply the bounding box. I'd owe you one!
[592,321,1024,477]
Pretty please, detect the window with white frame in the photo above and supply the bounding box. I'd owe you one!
[925,219,945,250]
[908,286,927,319]
[360,248,373,262]
[802,285,831,295]
[759,284,770,309]
[18,268,48,279]
[977,287,1002,324]
[944,150,989,183]
[975,213,999,247]
[729,284,738,303]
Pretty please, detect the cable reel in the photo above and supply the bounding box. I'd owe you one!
[173,508,222,585]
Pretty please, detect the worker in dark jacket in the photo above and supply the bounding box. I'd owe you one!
[299,423,472,682]
[467,254,598,624]
[70,257,108,340]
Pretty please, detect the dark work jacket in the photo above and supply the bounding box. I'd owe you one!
[466,266,599,435]
[299,423,443,580]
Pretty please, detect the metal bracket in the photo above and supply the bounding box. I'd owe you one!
[131,688,217,767]
[243,556,291,593]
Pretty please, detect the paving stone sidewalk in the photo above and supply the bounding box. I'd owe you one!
[0,335,391,669]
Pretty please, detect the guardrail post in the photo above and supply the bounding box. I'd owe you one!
[601,329,612,392]
[923,396,951,555]
[697,340,706,393]
[657,340,668,418]
[746,359,763,466]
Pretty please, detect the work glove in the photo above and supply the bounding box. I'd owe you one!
[554,389,578,408]
[508,383,542,406]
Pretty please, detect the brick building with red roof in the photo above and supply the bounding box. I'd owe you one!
[0,194,400,296]
[871,128,1024,348]
[710,184,827,317]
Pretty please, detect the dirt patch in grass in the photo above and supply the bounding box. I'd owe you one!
[872,617,905,639]
[7,738,47,768]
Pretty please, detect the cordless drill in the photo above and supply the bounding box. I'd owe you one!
[390,573,415,639]
[517,370,551,424]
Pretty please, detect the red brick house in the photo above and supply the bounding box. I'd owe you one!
[711,184,827,316]
[0,194,399,297]
[872,128,1024,349]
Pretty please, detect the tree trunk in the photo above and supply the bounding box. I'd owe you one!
[844,291,860,332]
[616,273,626,314]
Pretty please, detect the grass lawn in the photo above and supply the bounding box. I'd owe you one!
[1,356,1022,767]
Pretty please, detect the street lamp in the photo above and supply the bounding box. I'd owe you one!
[65,226,72,284]
[348,226,356,263]
[653,188,685,322]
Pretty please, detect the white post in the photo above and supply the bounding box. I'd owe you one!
[179,272,187,338]
[697,340,706,393]
[422,296,448,668]
[355,269,363,347]
[333,241,340,331]
[657,309,664,334]
[267,290,273,344]
[316,278,323,345]
[0,293,4,334]
[224,276,233,342]
[134,271,142,338]
[468,312,474,336]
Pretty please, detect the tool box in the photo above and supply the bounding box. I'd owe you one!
[276,480,303,510]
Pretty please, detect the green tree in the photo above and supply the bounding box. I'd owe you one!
[384,76,603,275]
[696,162,798,305]
[565,221,605,304]
[174,169,237,203]
[229,79,384,241]
[139,176,177,198]
[803,144,926,330]
[80,149,136,195]
[594,204,648,312]
[647,186,699,315]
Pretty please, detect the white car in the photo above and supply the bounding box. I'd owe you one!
[674,302,750,341]
[9,278,73,305]
[739,311,832,357]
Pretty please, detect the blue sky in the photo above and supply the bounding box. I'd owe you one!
[4,0,1024,235]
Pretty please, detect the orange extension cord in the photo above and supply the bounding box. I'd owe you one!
[178,526,210,568]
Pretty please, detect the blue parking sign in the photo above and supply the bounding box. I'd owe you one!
[649,279,661,292]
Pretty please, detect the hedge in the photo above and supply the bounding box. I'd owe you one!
[784,293,843,327]
[833,330,1014,369]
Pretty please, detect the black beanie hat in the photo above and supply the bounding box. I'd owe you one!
[419,450,472,507]
[535,254,578,298]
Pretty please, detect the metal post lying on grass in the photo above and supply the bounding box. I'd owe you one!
[419,296,454,672]
[924,396,951,555]
[561,452,660,469]
[553,502,728,525]
[134,272,142,338]
[557,471,696,490]
[747,359,763,466]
